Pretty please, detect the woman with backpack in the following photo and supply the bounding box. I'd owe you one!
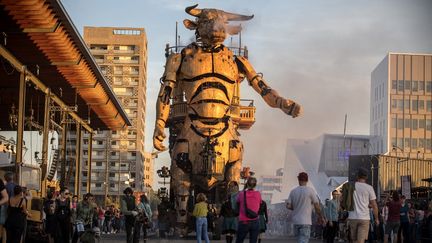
[235,177,262,243]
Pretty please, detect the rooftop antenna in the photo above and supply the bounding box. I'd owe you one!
[175,21,178,52]
[239,27,242,56]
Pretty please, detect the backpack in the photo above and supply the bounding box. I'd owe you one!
[341,182,355,211]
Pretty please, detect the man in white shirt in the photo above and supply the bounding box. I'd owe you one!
[287,172,324,243]
[348,168,379,243]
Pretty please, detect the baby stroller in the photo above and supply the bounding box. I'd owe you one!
[76,220,101,243]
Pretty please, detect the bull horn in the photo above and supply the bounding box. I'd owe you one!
[185,4,202,17]
[223,11,254,21]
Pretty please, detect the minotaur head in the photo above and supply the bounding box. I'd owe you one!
[183,4,254,46]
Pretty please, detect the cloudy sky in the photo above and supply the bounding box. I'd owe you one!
[62,0,432,181]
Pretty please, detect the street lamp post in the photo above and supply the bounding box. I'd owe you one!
[392,145,409,191]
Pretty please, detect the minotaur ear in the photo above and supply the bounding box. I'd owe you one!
[183,19,197,30]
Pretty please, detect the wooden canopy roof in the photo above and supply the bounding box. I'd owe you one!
[0,0,131,130]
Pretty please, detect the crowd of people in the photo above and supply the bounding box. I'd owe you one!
[0,171,154,243]
[285,169,432,243]
[0,169,430,243]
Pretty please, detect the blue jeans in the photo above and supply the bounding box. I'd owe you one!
[236,219,260,243]
[196,217,210,243]
[294,224,311,243]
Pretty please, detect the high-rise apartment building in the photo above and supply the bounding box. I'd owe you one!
[371,53,432,159]
[67,27,149,201]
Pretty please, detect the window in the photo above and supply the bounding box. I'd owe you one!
[97,140,103,145]
[109,173,115,177]
[97,151,103,156]
[404,99,410,110]
[427,139,432,150]
[419,100,425,110]
[392,80,397,90]
[412,81,418,92]
[427,81,432,93]
[412,119,418,130]
[405,80,411,91]
[131,172,136,178]
[112,131,117,135]
[397,80,404,92]
[131,152,137,156]
[397,100,403,110]
[83,150,88,155]
[419,81,425,92]
[111,141,117,145]
[391,99,397,109]
[427,101,432,112]
[110,183,115,188]
[110,162,116,167]
[427,119,432,131]
[397,138,403,147]
[419,119,426,129]
[419,139,425,149]
[397,119,403,130]
[412,100,418,112]
[95,183,102,188]
[411,138,418,149]
[405,138,410,148]
[82,182,87,187]
[96,162,102,166]
[111,152,117,156]
[404,119,411,129]
[391,118,397,128]
[83,139,88,145]
[83,171,88,176]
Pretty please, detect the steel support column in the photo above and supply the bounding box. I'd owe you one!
[41,89,51,197]
[15,66,27,184]
[87,132,93,193]
[75,124,82,197]
[104,135,110,206]
[60,112,67,188]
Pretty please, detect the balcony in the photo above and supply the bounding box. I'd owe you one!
[113,59,139,64]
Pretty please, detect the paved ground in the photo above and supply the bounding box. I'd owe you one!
[100,232,325,243]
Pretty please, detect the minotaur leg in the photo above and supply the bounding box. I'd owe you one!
[171,139,192,236]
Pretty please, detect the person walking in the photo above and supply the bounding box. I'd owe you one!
[135,194,152,242]
[399,195,410,243]
[286,172,325,243]
[5,185,28,243]
[383,191,401,243]
[235,177,262,243]
[324,190,340,243]
[3,173,16,198]
[120,187,139,243]
[103,206,113,234]
[220,194,238,243]
[347,168,379,243]
[55,187,72,243]
[193,193,210,243]
[72,193,96,243]
[257,200,268,243]
[0,178,9,243]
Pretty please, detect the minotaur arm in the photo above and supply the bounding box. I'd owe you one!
[153,53,182,151]
[235,56,302,118]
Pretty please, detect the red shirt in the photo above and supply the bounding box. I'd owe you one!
[236,190,261,222]
[387,200,402,222]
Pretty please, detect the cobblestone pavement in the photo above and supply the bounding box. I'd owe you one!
[99,232,326,243]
